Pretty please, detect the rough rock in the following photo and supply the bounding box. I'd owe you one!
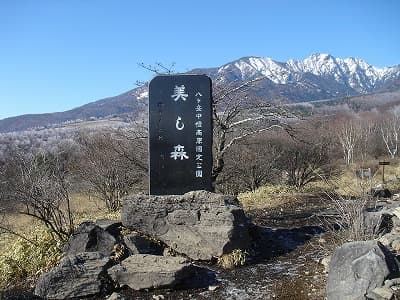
[95,219,123,237]
[367,287,394,300]
[372,188,392,198]
[392,207,400,219]
[35,252,112,299]
[106,292,127,300]
[391,239,400,252]
[364,208,394,236]
[390,208,400,230]
[63,221,117,256]
[379,233,400,252]
[124,233,163,255]
[327,240,399,300]
[107,254,194,290]
[121,191,251,260]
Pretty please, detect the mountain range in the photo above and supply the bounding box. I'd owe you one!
[1,53,399,133]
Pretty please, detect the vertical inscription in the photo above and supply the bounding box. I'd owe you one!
[149,75,212,195]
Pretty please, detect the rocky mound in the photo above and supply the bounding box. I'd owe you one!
[35,191,252,299]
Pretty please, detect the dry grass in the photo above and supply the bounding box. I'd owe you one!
[69,193,121,223]
[0,192,122,289]
[1,212,34,233]
[69,193,107,215]
[238,184,299,210]
[217,249,247,269]
[331,160,400,196]
[0,222,64,289]
[2,193,117,235]
[299,159,400,198]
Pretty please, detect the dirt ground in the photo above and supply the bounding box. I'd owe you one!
[1,194,333,300]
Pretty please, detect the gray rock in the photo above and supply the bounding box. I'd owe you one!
[379,232,397,247]
[367,287,394,300]
[372,188,392,198]
[390,236,400,253]
[35,252,112,299]
[63,221,117,256]
[124,233,163,255]
[364,209,394,236]
[327,241,399,300]
[121,190,251,260]
[107,292,127,300]
[95,219,123,237]
[107,254,194,290]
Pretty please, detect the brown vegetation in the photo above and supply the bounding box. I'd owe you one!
[2,92,400,296]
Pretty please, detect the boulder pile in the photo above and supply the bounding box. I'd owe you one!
[35,191,251,299]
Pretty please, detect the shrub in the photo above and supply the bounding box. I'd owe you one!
[74,130,147,212]
[322,193,381,248]
[0,150,75,241]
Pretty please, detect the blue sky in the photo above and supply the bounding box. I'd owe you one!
[0,0,399,120]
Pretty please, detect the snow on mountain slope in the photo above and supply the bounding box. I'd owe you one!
[1,53,399,133]
[217,53,400,93]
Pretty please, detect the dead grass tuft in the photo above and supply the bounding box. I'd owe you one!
[238,184,299,210]
[217,249,247,269]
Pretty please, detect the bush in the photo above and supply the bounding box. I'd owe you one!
[0,150,75,241]
[322,193,381,248]
[217,136,281,194]
[74,130,147,212]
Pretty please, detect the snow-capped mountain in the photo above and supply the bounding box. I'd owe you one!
[1,54,399,132]
[211,53,400,101]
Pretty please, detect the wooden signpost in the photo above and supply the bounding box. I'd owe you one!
[148,75,213,195]
[379,161,390,185]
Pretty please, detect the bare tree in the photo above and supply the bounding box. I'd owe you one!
[336,119,360,165]
[0,149,74,241]
[211,78,296,187]
[107,125,148,173]
[219,135,281,193]
[280,142,333,188]
[138,63,296,189]
[75,128,147,211]
[358,119,376,163]
[380,113,400,159]
[276,124,336,188]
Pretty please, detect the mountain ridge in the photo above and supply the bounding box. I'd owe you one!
[1,53,399,133]
[213,53,400,93]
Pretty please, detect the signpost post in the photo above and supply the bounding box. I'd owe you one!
[379,161,390,186]
[148,74,213,195]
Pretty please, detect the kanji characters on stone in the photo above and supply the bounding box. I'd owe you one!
[170,144,189,160]
[171,85,188,101]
